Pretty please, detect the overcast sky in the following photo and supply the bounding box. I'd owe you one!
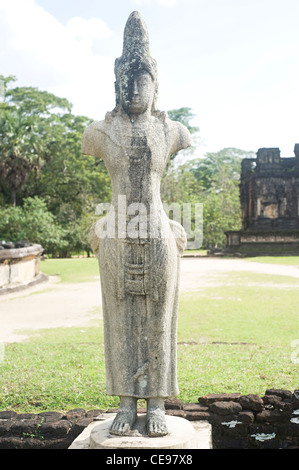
[1,0,299,158]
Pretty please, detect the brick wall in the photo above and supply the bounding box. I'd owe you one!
[0,409,100,449]
[165,388,299,449]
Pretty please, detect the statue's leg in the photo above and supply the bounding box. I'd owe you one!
[109,396,137,435]
[146,397,168,437]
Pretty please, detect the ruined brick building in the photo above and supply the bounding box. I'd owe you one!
[225,145,299,255]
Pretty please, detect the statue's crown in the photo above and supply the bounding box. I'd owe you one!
[115,11,157,82]
[122,11,150,59]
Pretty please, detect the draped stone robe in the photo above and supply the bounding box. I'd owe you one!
[82,111,190,398]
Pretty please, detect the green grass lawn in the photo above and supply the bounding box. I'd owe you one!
[246,256,299,266]
[40,257,100,283]
[184,249,208,256]
[0,259,298,413]
[177,271,299,401]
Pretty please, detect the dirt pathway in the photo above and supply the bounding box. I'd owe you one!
[180,257,299,291]
[0,257,298,343]
[0,277,103,343]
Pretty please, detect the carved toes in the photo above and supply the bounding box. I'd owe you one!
[109,410,136,436]
[147,409,168,437]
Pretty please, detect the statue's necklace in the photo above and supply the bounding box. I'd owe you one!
[121,120,152,163]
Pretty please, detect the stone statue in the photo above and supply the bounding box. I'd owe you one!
[82,11,191,437]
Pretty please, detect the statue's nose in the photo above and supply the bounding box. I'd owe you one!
[133,80,139,95]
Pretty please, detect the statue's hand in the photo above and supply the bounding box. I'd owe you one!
[168,219,187,255]
[89,216,109,257]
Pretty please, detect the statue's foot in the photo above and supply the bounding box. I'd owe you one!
[109,409,137,435]
[109,397,137,436]
[147,406,168,437]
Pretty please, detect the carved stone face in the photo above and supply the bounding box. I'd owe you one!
[119,71,155,116]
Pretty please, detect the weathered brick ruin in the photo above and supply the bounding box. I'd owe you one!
[226,145,299,255]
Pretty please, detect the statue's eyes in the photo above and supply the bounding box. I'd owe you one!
[137,75,150,86]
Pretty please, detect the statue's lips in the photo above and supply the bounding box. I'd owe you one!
[129,99,142,110]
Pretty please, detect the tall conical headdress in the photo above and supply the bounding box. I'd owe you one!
[114,11,158,110]
[122,11,150,61]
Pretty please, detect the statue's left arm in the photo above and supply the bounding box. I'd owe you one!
[81,120,108,256]
[166,119,192,161]
[164,119,191,255]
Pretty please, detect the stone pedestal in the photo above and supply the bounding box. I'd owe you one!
[69,414,212,449]
[0,244,46,294]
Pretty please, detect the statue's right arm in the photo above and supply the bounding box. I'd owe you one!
[81,121,106,161]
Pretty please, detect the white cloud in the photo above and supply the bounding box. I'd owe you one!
[133,0,177,6]
[0,0,116,119]
[157,0,177,5]
[67,16,113,48]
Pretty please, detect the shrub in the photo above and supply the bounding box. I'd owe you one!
[0,196,66,254]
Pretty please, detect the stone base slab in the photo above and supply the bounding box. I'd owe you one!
[0,244,44,292]
[69,413,212,450]
[0,273,48,295]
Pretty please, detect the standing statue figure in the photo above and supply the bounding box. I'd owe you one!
[82,11,191,437]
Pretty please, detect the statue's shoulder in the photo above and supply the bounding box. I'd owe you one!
[82,117,113,158]
[83,118,108,138]
[163,114,192,153]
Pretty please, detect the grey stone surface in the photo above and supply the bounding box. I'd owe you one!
[82,11,191,437]
[69,415,212,450]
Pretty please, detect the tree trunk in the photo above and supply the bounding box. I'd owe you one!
[11,189,16,207]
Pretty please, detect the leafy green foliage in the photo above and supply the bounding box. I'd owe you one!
[0,110,44,206]
[5,85,72,117]
[190,148,255,248]
[0,76,112,256]
[162,148,255,249]
[0,197,66,253]
[0,75,75,207]
[167,107,199,136]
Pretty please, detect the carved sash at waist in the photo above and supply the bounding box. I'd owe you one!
[100,237,175,302]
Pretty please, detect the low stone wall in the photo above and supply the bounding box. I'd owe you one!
[0,244,46,294]
[0,389,298,449]
[225,230,299,256]
[0,409,101,449]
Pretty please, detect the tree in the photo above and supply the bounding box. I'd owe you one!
[161,163,199,204]
[161,147,255,249]
[0,76,112,256]
[190,148,251,190]
[0,75,72,206]
[0,197,66,254]
[5,85,71,117]
[190,148,255,248]
[22,112,112,256]
[161,107,200,202]
[0,110,44,206]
